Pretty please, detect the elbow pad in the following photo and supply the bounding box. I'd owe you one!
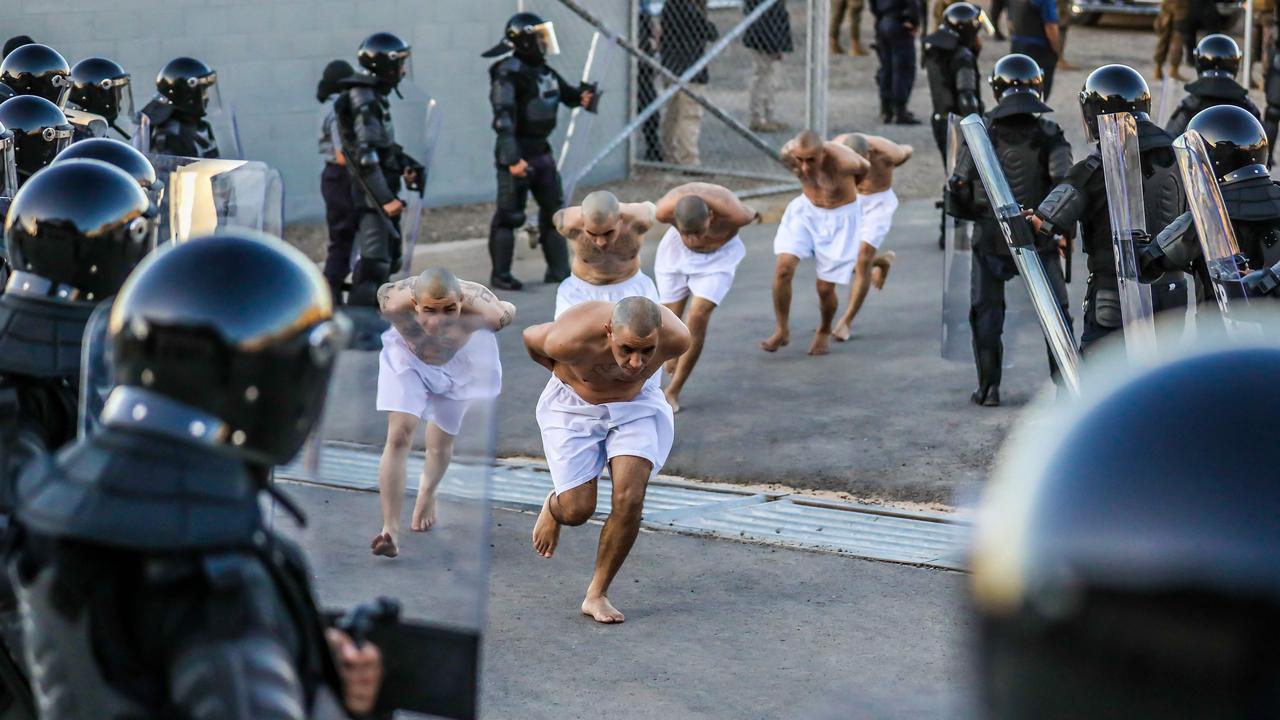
[1034,183,1087,243]
[1140,212,1199,281]
[492,114,515,135]
[358,148,380,169]
[957,91,981,117]
[1243,260,1280,297]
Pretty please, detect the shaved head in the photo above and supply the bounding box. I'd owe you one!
[413,267,461,302]
[796,129,823,153]
[674,195,710,234]
[611,296,663,337]
[844,133,870,156]
[582,190,621,227]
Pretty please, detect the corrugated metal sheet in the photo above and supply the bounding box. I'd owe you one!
[277,443,970,571]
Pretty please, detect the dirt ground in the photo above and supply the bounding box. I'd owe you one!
[287,10,1244,264]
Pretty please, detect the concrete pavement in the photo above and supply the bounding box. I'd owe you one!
[323,198,1084,505]
[284,481,975,720]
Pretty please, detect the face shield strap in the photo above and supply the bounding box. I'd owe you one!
[5,269,97,303]
[101,385,232,448]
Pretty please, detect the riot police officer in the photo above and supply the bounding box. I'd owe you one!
[0,94,73,185]
[923,2,984,158]
[0,159,160,719]
[332,32,423,308]
[138,56,221,158]
[68,57,134,140]
[1141,105,1280,302]
[971,342,1280,719]
[1166,34,1262,137]
[871,0,923,125]
[7,231,386,719]
[1030,64,1187,355]
[949,54,1072,405]
[0,43,68,109]
[484,12,598,290]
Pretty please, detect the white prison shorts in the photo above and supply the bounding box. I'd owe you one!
[856,188,899,250]
[772,193,863,285]
[653,226,747,306]
[554,271,661,319]
[535,374,675,495]
[375,327,502,436]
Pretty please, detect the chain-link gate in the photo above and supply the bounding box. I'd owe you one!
[525,0,827,201]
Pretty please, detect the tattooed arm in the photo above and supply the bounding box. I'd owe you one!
[459,280,517,332]
[377,278,427,345]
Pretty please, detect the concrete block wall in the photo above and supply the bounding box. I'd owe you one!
[10,0,631,221]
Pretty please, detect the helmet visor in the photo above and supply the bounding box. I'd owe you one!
[111,75,136,132]
[531,21,561,56]
[978,9,996,35]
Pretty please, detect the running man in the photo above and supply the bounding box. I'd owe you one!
[830,131,908,341]
[763,129,871,355]
[654,182,759,412]
[370,268,516,558]
[553,190,660,318]
[523,297,691,623]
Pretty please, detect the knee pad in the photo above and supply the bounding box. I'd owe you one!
[1092,288,1123,329]
[353,258,391,286]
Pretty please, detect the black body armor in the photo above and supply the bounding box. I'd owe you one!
[1165,77,1263,138]
[138,98,218,158]
[488,54,584,167]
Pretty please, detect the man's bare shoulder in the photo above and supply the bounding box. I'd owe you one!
[555,206,583,234]
[621,200,657,227]
[377,278,416,315]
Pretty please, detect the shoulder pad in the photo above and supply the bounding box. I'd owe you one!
[1221,178,1280,222]
[140,98,173,125]
[923,30,958,51]
[1066,153,1103,186]
[339,73,379,89]
[1037,117,1065,136]
[1136,119,1174,151]
[492,56,525,77]
[345,84,379,109]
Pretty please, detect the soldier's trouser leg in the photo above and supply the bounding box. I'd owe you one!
[527,152,571,282]
[1150,271,1189,342]
[1154,12,1173,67]
[321,163,358,302]
[969,252,1011,395]
[830,0,849,42]
[1040,249,1073,383]
[849,0,864,43]
[349,209,396,307]
[489,167,529,280]
[874,25,893,105]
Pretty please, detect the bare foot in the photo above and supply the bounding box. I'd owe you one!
[760,329,790,352]
[370,532,399,558]
[664,388,682,413]
[832,321,852,342]
[532,491,561,558]
[808,330,831,356]
[411,488,437,532]
[581,594,625,624]
[872,251,896,290]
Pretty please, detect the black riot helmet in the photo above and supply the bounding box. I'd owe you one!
[1187,104,1269,183]
[3,159,157,302]
[155,56,217,118]
[0,94,73,181]
[483,12,562,60]
[53,137,162,205]
[106,232,347,465]
[0,82,13,102]
[972,343,1280,719]
[357,32,412,90]
[943,3,984,49]
[0,43,69,109]
[1193,33,1242,78]
[989,53,1044,100]
[1078,64,1151,144]
[68,56,133,125]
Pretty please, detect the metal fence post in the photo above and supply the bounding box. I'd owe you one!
[806,0,829,137]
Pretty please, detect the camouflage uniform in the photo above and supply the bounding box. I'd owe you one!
[1153,0,1190,76]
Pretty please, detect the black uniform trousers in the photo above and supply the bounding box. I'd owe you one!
[1010,40,1058,100]
[875,17,917,105]
[320,162,358,302]
[488,151,570,281]
[970,240,1073,383]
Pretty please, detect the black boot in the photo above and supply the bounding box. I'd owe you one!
[490,273,524,291]
[891,103,922,125]
[970,347,1003,407]
[879,97,892,124]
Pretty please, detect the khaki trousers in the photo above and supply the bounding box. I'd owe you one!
[661,88,705,166]
[749,51,781,125]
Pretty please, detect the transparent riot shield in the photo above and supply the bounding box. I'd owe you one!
[558,32,615,202]
[65,108,109,141]
[149,156,284,243]
[1098,112,1158,363]
[278,278,500,719]
[1174,130,1260,334]
[133,112,151,154]
[1155,78,1175,128]
[78,301,113,439]
[393,96,442,279]
[960,114,1082,394]
[204,86,243,160]
[941,114,975,362]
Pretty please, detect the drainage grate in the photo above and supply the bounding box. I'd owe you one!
[277,443,970,571]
